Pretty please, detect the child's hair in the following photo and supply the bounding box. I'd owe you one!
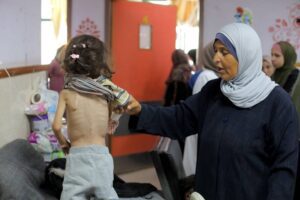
[63,34,112,79]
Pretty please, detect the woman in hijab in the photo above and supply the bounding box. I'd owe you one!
[271,41,298,92]
[124,23,299,200]
[192,41,219,94]
[183,41,218,176]
[271,41,300,139]
[164,49,192,107]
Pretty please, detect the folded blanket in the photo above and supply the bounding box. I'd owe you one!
[0,139,57,200]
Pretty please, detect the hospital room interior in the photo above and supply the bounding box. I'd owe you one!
[0,0,300,200]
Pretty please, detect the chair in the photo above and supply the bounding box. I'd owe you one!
[151,137,195,200]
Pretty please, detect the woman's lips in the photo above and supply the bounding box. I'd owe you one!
[216,67,224,72]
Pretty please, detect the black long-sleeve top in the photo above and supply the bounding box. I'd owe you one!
[130,79,299,200]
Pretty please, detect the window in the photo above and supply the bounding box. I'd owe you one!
[176,24,199,53]
[130,0,200,53]
[41,0,67,64]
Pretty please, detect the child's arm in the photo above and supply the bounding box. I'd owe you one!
[107,112,122,135]
[52,90,70,154]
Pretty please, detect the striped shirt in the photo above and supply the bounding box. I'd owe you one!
[64,74,130,108]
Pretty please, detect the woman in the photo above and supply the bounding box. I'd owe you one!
[163,49,193,153]
[271,41,300,140]
[48,45,66,93]
[164,49,192,106]
[125,23,299,200]
[271,41,298,93]
[192,41,218,94]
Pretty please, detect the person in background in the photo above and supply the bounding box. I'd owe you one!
[271,41,299,93]
[163,49,192,153]
[48,45,66,93]
[271,41,300,137]
[188,49,203,89]
[164,49,192,106]
[271,41,300,200]
[183,41,218,176]
[262,55,275,77]
[188,49,197,68]
[125,23,299,200]
[187,48,197,72]
[192,41,219,94]
[52,34,130,200]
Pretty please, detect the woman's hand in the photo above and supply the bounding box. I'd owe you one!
[113,95,141,115]
[126,95,142,115]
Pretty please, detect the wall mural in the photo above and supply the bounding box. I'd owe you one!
[268,3,300,53]
[76,17,101,38]
[234,6,253,25]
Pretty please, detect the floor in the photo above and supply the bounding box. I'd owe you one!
[114,152,162,190]
[118,166,161,190]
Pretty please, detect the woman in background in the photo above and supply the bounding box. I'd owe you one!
[183,41,218,176]
[271,41,298,93]
[48,45,66,93]
[164,49,192,106]
[271,41,300,138]
[163,49,192,152]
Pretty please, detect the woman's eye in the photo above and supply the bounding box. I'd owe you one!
[221,50,229,55]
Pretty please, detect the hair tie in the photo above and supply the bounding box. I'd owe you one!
[70,53,80,60]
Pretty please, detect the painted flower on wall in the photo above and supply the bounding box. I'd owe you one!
[76,17,101,38]
[234,6,253,25]
[269,3,300,52]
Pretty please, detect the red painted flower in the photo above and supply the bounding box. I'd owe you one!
[236,6,244,15]
[76,17,101,38]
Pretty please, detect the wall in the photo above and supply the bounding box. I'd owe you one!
[112,1,177,101]
[0,71,47,147]
[0,0,41,67]
[0,0,44,147]
[71,0,106,41]
[203,0,300,60]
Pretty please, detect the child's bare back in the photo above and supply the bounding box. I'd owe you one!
[61,89,109,147]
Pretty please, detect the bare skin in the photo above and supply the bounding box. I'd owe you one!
[213,40,238,81]
[52,89,109,153]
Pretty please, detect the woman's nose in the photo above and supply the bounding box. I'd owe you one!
[271,55,275,61]
[213,53,220,64]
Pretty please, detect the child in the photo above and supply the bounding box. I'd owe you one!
[52,34,130,200]
[262,55,275,77]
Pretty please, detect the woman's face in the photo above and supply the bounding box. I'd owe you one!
[271,46,284,69]
[262,61,275,77]
[213,40,238,81]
